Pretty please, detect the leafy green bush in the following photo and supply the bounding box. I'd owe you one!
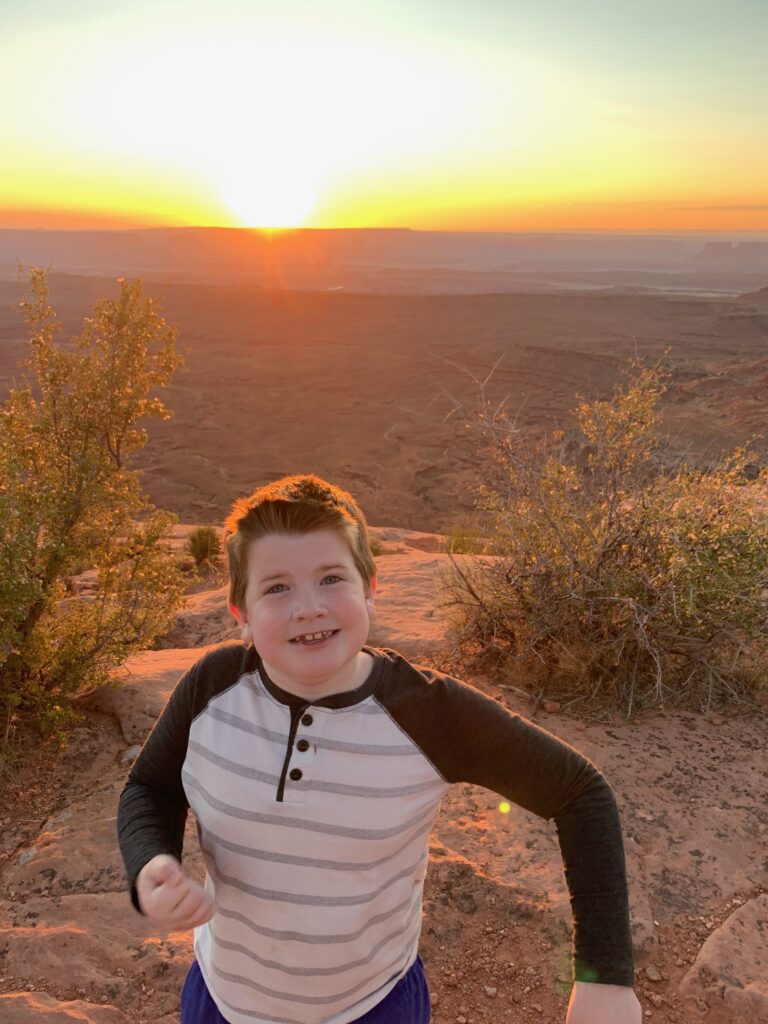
[0,269,187,741]
[187,526,222,566]
[442,362,768,716]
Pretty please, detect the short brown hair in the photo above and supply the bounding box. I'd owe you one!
[224,474,376,611]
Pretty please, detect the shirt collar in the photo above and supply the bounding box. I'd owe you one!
[253,646,385,709]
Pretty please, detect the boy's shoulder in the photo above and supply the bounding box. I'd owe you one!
[371,645,500,711]
[178,641,256,706]
[193,640,253,674]
[371,646,598,819]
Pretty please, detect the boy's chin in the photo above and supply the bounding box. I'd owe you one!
[265,648,371,694]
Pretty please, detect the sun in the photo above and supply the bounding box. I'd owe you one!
[219,166,318,228]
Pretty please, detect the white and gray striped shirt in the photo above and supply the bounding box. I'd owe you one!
[118,644,634,1024]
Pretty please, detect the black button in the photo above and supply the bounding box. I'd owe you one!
[301,714,313,726]
[296,739,309,752]
[289,768,303,781]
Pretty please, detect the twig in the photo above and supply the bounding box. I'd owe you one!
[497,683,535,700]
[530,687,547,718]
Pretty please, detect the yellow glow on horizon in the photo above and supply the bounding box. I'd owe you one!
[2,15,767,233]
[27,24,490,231]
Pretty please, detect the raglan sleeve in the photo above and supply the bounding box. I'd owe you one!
[424,674,635,987]
[116,658,201,913]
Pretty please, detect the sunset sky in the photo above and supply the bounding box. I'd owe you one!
[2,0,766,232]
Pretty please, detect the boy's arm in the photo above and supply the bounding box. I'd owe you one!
[384,663,636,988]
[551,763,633,985]
[116,660,200,912]
[450,683,635,986]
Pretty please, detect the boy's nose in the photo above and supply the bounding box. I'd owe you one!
[291,589,327,619]
[293,607,326,620]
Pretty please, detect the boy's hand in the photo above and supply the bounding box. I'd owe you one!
[136,854,214,931]
[566,981,642,1024]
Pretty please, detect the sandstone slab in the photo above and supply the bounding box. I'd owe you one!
[680,894,768,1023]
[0,992,128,1023]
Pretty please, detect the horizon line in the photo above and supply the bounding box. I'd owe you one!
[3,224,768,240]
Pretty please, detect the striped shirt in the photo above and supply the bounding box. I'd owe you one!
[117,644,634,1024]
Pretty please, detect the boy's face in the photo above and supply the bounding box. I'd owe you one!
[230,529,376,699]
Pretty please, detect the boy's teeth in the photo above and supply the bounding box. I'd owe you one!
[293,631,334,643]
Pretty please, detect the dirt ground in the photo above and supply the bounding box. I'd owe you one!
[1,530,766,1024]
[1,674,766,1024]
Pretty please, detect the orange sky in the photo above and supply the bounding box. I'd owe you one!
[2,2,767,233]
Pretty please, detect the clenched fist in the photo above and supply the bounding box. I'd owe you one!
[136,854,214,931]
[566,981,642,1024]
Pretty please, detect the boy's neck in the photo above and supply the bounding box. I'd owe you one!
[260,649,375,703]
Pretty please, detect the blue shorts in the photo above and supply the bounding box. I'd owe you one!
[180,956,431,1024]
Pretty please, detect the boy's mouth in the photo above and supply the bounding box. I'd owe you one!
[290,630,339,645]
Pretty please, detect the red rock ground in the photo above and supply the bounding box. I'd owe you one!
[1,529,767,1024]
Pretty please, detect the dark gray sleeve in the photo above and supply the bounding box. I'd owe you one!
[116,661,199,912]
[377,656,635,987]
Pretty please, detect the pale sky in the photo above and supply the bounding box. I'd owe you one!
[1,0,766,231]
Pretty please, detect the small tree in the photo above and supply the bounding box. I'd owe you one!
[442,361,768,716]
[0,269,186,737]
[187,526,222,567]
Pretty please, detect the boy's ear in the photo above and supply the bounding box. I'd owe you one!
[228,602,253,646]
[366,577,377,610]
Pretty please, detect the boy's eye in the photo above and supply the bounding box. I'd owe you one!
[322,574,342,584]
[265,583,287,594]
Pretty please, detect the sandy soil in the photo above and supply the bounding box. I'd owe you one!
[1,527,766,1024]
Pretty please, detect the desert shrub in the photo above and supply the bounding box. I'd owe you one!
[441,361,768,716]
[187,526,222,566]
[441,520,489,555]
[0,269,187,742]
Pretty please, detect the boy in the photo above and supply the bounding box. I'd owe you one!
[117,474,641,1024]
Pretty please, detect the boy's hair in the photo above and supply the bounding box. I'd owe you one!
[224,474,376,610]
